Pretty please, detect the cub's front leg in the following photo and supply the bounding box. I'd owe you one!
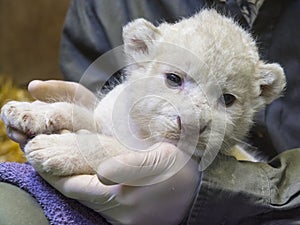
[1,101,98,137]
[25,132,130,176]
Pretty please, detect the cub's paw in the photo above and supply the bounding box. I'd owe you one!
[25,133,94,176]
[1,101,66,137]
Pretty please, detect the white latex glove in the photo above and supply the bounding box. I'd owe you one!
[41,145,200,225]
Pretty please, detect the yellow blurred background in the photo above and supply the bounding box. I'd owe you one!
[0,0,70,162]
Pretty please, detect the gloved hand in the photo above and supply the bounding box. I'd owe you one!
[3,80,201,225]
[41,146,200,225]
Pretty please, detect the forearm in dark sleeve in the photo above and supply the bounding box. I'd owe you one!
[188,149,300,225]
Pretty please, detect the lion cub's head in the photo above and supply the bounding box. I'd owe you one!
[121,10,286,157]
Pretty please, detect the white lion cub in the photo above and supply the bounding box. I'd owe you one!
[1,10,285,176]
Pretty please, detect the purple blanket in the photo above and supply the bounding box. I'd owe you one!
[0,162,109,225]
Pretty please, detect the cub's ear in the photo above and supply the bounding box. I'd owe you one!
[122,18,160,61]
[258,62,286,104]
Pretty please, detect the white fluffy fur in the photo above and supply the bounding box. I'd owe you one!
[1,10,286,175]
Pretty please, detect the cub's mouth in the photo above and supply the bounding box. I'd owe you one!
[176,115,209,136]
[177,116,181,131]
[200,124,208,134]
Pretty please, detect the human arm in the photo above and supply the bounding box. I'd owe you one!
[188,150,300,225]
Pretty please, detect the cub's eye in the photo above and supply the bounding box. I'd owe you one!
[165,73,183,88]
[221,94,236,107]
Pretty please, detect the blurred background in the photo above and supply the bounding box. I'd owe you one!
[0,0,70,162]
[0,0,71,86]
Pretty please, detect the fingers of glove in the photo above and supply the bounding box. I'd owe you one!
[99,159,200,225]
[40,173,147,223]
[39,173,121,204]
[40,158,200,225]
[97,143,192,186]
[28,80,97,109]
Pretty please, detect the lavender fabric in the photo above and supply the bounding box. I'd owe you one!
[0,162,109,225]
